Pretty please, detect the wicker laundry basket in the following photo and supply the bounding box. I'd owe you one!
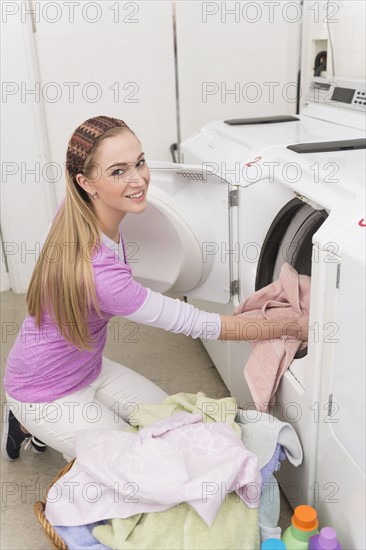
[34,459,76,550]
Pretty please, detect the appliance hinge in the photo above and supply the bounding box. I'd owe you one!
[229,189,238,207]
[293,192,324,211]
[336,263,341,288]
[230,279,239,296]
[327,394,333,417]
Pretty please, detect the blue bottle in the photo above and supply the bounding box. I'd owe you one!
[262,539,287,549]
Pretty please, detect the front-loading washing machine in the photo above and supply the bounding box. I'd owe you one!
[122,140,365,549]
[227,141,365,550]
[178,76,365,402]
[120,77,365,548]
[178,78,365,548]
[314,223,365,550]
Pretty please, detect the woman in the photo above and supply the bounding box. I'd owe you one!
[2,116,308,462]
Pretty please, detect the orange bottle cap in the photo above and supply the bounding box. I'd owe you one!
[292,505,319,531]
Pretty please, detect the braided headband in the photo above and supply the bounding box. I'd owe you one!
[66,115,130,183]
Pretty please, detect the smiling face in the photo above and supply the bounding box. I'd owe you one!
[75,129,150,239]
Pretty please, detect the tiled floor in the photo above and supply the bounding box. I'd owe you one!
[1,290,292,549]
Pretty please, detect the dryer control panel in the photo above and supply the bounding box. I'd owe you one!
[304,77,366,112]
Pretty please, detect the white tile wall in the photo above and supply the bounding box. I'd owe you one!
[1,13,57,293]
[33,2,178,204]
[176,1,301,140]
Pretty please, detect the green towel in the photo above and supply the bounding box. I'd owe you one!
[125,391,242,437]
[92,493,259,549]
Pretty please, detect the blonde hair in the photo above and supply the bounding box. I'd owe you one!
[27,126,136,351]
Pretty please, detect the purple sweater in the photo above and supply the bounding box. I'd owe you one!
[3,228,221,403]
[3,237,149,403]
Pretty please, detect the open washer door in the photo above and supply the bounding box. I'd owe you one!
[120,161,232,304]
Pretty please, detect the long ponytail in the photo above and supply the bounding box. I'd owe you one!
[26,125,134,351]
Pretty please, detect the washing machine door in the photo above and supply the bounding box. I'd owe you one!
[255,197,328,290]
[121,161,232,303]
[254,197,328,363]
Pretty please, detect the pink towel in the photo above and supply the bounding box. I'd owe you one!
[233,263,310,412]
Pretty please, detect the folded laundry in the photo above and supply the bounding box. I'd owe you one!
[233,262,310,412]
[45,410,261,528]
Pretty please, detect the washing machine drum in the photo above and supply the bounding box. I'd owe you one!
[255,198,328,290]
[255,198,327,357]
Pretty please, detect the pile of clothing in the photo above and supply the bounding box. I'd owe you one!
[45,392,302,549]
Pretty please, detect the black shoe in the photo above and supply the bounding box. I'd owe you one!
[31,436,47,454]
[1,409,31,461]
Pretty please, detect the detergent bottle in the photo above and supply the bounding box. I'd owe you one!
[282,505,319,549]
[261,538,287,549]
[308,527,342,549]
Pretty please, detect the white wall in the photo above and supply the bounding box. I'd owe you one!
[0,232,11,292]
[176,0,301,140]
[1,9,57,293]
[32,0,177,205]
[301,0,366,96]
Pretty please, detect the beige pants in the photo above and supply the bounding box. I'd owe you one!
[5,356,169,462]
